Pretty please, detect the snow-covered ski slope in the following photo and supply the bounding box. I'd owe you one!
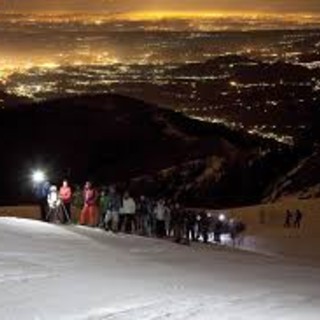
[0,217,320,320]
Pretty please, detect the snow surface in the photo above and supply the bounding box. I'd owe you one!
[230,198,320,263]
[0,217,320,320]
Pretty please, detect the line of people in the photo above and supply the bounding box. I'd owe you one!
[34,180,246,246]
[81,184,246,246]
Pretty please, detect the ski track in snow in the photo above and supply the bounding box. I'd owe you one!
[79,293,319,320]
[0,217,320,320]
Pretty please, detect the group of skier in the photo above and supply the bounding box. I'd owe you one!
[284,209,303,228]
[98,186,246,245]
[34,180,247,246]
[34,179,72,223]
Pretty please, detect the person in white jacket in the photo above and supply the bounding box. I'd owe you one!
[121,192,136,233]
[154,199,168,238]
[47,185,62,222]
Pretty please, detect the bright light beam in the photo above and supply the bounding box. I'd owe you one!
[32,170,46,183]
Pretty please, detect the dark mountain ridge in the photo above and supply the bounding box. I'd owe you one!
[0,94,303,205]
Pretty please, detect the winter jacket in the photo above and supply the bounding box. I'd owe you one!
[171,208,185,226]
[138,199,152,216]
[107,194,122,212]
[99,195,110,213]
[83,188,97,206]
[34,181,50,199]
[122,198,136,215]
[47,190,60,209]
[154,204,167,221]
[59,186,72,203]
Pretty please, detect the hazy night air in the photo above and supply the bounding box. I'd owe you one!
[1,0,320,13]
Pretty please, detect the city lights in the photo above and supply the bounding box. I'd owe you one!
[0,12,318,146]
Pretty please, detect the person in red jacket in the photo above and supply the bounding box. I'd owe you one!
[59,180,72,223]
[80,181,98,227]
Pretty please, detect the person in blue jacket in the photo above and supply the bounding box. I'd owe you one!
[34,180,51,222]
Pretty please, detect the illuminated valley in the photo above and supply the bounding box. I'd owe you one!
[1,12,320,145]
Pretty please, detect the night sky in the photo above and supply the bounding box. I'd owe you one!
[0,0,320,13]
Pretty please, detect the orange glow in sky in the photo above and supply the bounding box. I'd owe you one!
[116,10,320,22]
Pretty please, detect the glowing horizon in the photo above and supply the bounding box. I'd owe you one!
[1,10,319,21]
[1,0,320,14]
[116,10,320,21]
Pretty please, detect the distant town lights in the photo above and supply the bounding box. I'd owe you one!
[40,62,60,70]
[230,81,238,87]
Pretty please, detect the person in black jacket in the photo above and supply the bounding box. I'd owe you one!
[199,212,210,244]
[293,209,303,228]
[284,210,293,228]
[229,219,246,247]
[172,203,185,243]
[137,195,152,236]
[185,210,197,243]
[214,217,223,243]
